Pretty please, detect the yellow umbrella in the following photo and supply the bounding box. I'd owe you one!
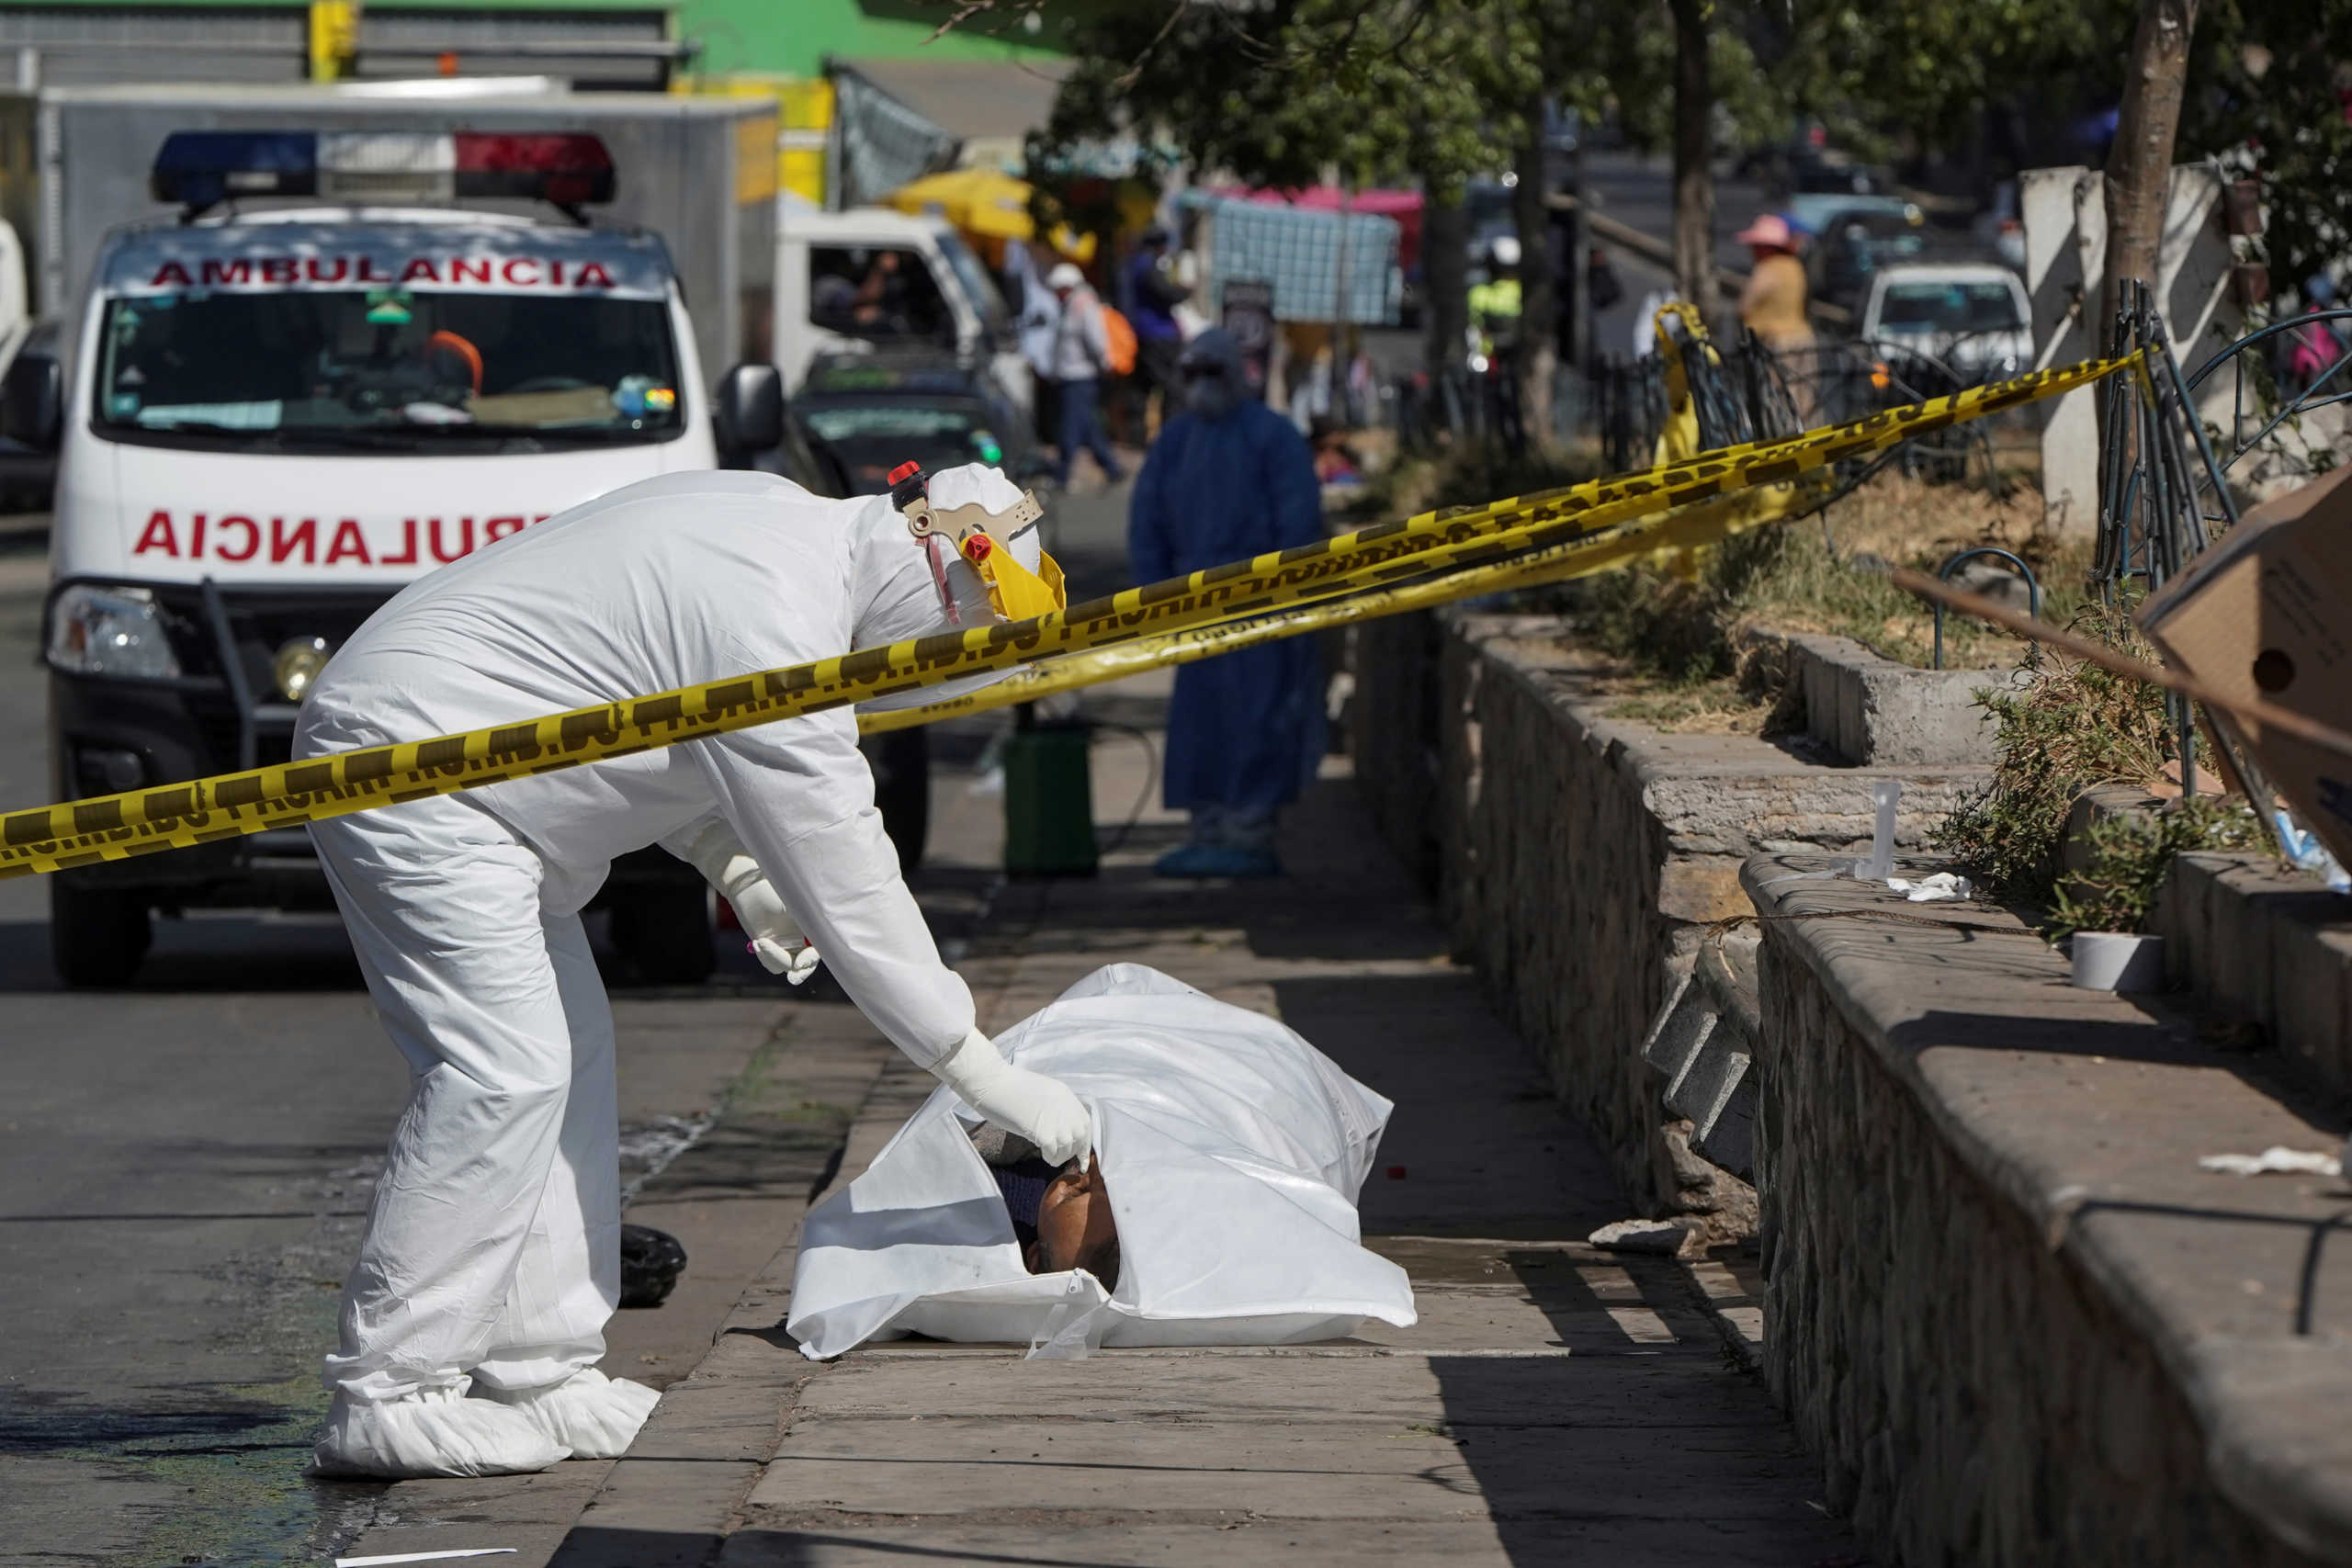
[888,168,1035,241]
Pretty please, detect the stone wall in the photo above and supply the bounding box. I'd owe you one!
[2157,849,2352,1109]
[1741,626,2005,765]
[1750,854,2352,1568]
[1352,611,1991,1236]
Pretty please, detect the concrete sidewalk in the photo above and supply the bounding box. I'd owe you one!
[341,670,1869,1566]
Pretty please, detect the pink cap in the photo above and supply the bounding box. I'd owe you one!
[1736,212,1797,252]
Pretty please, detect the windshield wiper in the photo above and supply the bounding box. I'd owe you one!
[122,420,287,450]
[457,423,662,445]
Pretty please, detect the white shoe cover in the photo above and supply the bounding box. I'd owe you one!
[312,1385,571,1479]
[475,1367,660,1460]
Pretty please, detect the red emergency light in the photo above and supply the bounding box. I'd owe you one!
[153,130,617,218]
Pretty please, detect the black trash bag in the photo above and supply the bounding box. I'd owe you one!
[619,1223,688,1308]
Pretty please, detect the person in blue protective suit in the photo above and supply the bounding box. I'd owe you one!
[1127,328,1325,878]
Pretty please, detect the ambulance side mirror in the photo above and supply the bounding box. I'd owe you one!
[713,363,785,468]
[1,348,61,452]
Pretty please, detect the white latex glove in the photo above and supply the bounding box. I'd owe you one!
[721,864,820,984]
[931,1028,1091,1166]
[675,818,818,985]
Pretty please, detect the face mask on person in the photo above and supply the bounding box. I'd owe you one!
[1182,365,1237,422]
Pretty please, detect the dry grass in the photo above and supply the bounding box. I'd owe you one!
[1743,475,2096,669]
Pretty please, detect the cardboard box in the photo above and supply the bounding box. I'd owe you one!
[2139,465,2352,868]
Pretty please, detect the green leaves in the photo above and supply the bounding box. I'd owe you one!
[1033,0,1548,196]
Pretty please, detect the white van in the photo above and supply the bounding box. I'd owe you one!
[21,129,805,986]
[775,206,1030,410]
[1859,262,2034,385]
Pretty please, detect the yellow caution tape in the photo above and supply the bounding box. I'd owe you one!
[0,353,2135,880]
[858,479,1817,734]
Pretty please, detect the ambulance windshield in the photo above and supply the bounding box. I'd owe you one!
[93,288,685,450]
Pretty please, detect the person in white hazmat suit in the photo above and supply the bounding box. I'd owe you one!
[292,463,1082,1480]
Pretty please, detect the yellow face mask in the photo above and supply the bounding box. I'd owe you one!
[899,483,1068,625]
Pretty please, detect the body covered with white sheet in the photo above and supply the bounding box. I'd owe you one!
[789,964,1417,1358]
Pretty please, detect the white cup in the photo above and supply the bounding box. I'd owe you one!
[2071,931,2165,992]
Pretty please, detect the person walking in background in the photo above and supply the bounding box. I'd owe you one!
[1047,261,1125,489]
[1735,212,1814,353]
[1128,329,1324,879]
[1123,226,1190,438]
[1004,238,1061,451]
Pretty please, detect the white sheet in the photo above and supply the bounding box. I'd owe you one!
[787,964,1417,1359]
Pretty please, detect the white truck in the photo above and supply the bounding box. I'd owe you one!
[775,203,1031,411]
[21,119,818,987]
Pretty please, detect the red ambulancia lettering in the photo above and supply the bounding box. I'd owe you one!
[501,258,540,286]
[399,258,440,285]
[484,515,526,543]
[324,519,371,566]
[216,515,258,561]
[573,263,615,290]
[427,517,473,563]
[150,261,194,288]
[271,517,316,565]
[305,257,350,284]
[133,510,176,557]
[356,256,390,283]
[189,513,207,557]
[379,518,419,567]
[258,257,296,285]
[200,259,252,287]
[449,257,492,285]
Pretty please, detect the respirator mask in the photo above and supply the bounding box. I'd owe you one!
[890,459,1066,627]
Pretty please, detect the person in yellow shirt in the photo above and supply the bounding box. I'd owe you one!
[1735,213,1814,353]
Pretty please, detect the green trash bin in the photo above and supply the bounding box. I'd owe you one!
[1001,716,1099,876]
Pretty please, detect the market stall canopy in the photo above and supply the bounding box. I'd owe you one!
[1216,186,1425,272]
[838,55,1071,173]
[1178,191,1403,325]
[888,167,1035,240]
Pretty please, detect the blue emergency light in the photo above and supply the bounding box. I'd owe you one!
[152,130,616,216]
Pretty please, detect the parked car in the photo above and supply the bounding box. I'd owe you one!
[1737,141,1893,203]
[795,351,1051,496]
[1787,195,1929,315]
[1860,263,2032,386]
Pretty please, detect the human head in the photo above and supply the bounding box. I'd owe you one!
[1736,212,1797,261]
[848,461,1052,659]
[1027,1154,1120,1288]
[2308,273,2339,310]
[1048,262,1084,298]
[1178,327,1247,422]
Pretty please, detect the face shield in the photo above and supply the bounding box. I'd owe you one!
[850,462,1067,714]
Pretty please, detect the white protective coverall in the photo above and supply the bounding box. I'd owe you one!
[296,464,1082,1479]
[788,963,1419,1359]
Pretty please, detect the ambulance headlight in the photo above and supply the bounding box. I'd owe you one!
[47,583,180,678]
[273,636,334,702]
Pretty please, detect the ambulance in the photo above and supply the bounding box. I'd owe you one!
[20,129,811,987]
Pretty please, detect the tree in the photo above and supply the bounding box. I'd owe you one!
[1033,0,1544,380]
[2183,0,2352,304]
[1668,0,1715,314]
[2103,0,2202,347]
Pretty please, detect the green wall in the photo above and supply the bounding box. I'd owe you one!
[677,0,1071,79]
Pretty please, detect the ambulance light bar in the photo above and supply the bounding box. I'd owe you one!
[152,130,616,216]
